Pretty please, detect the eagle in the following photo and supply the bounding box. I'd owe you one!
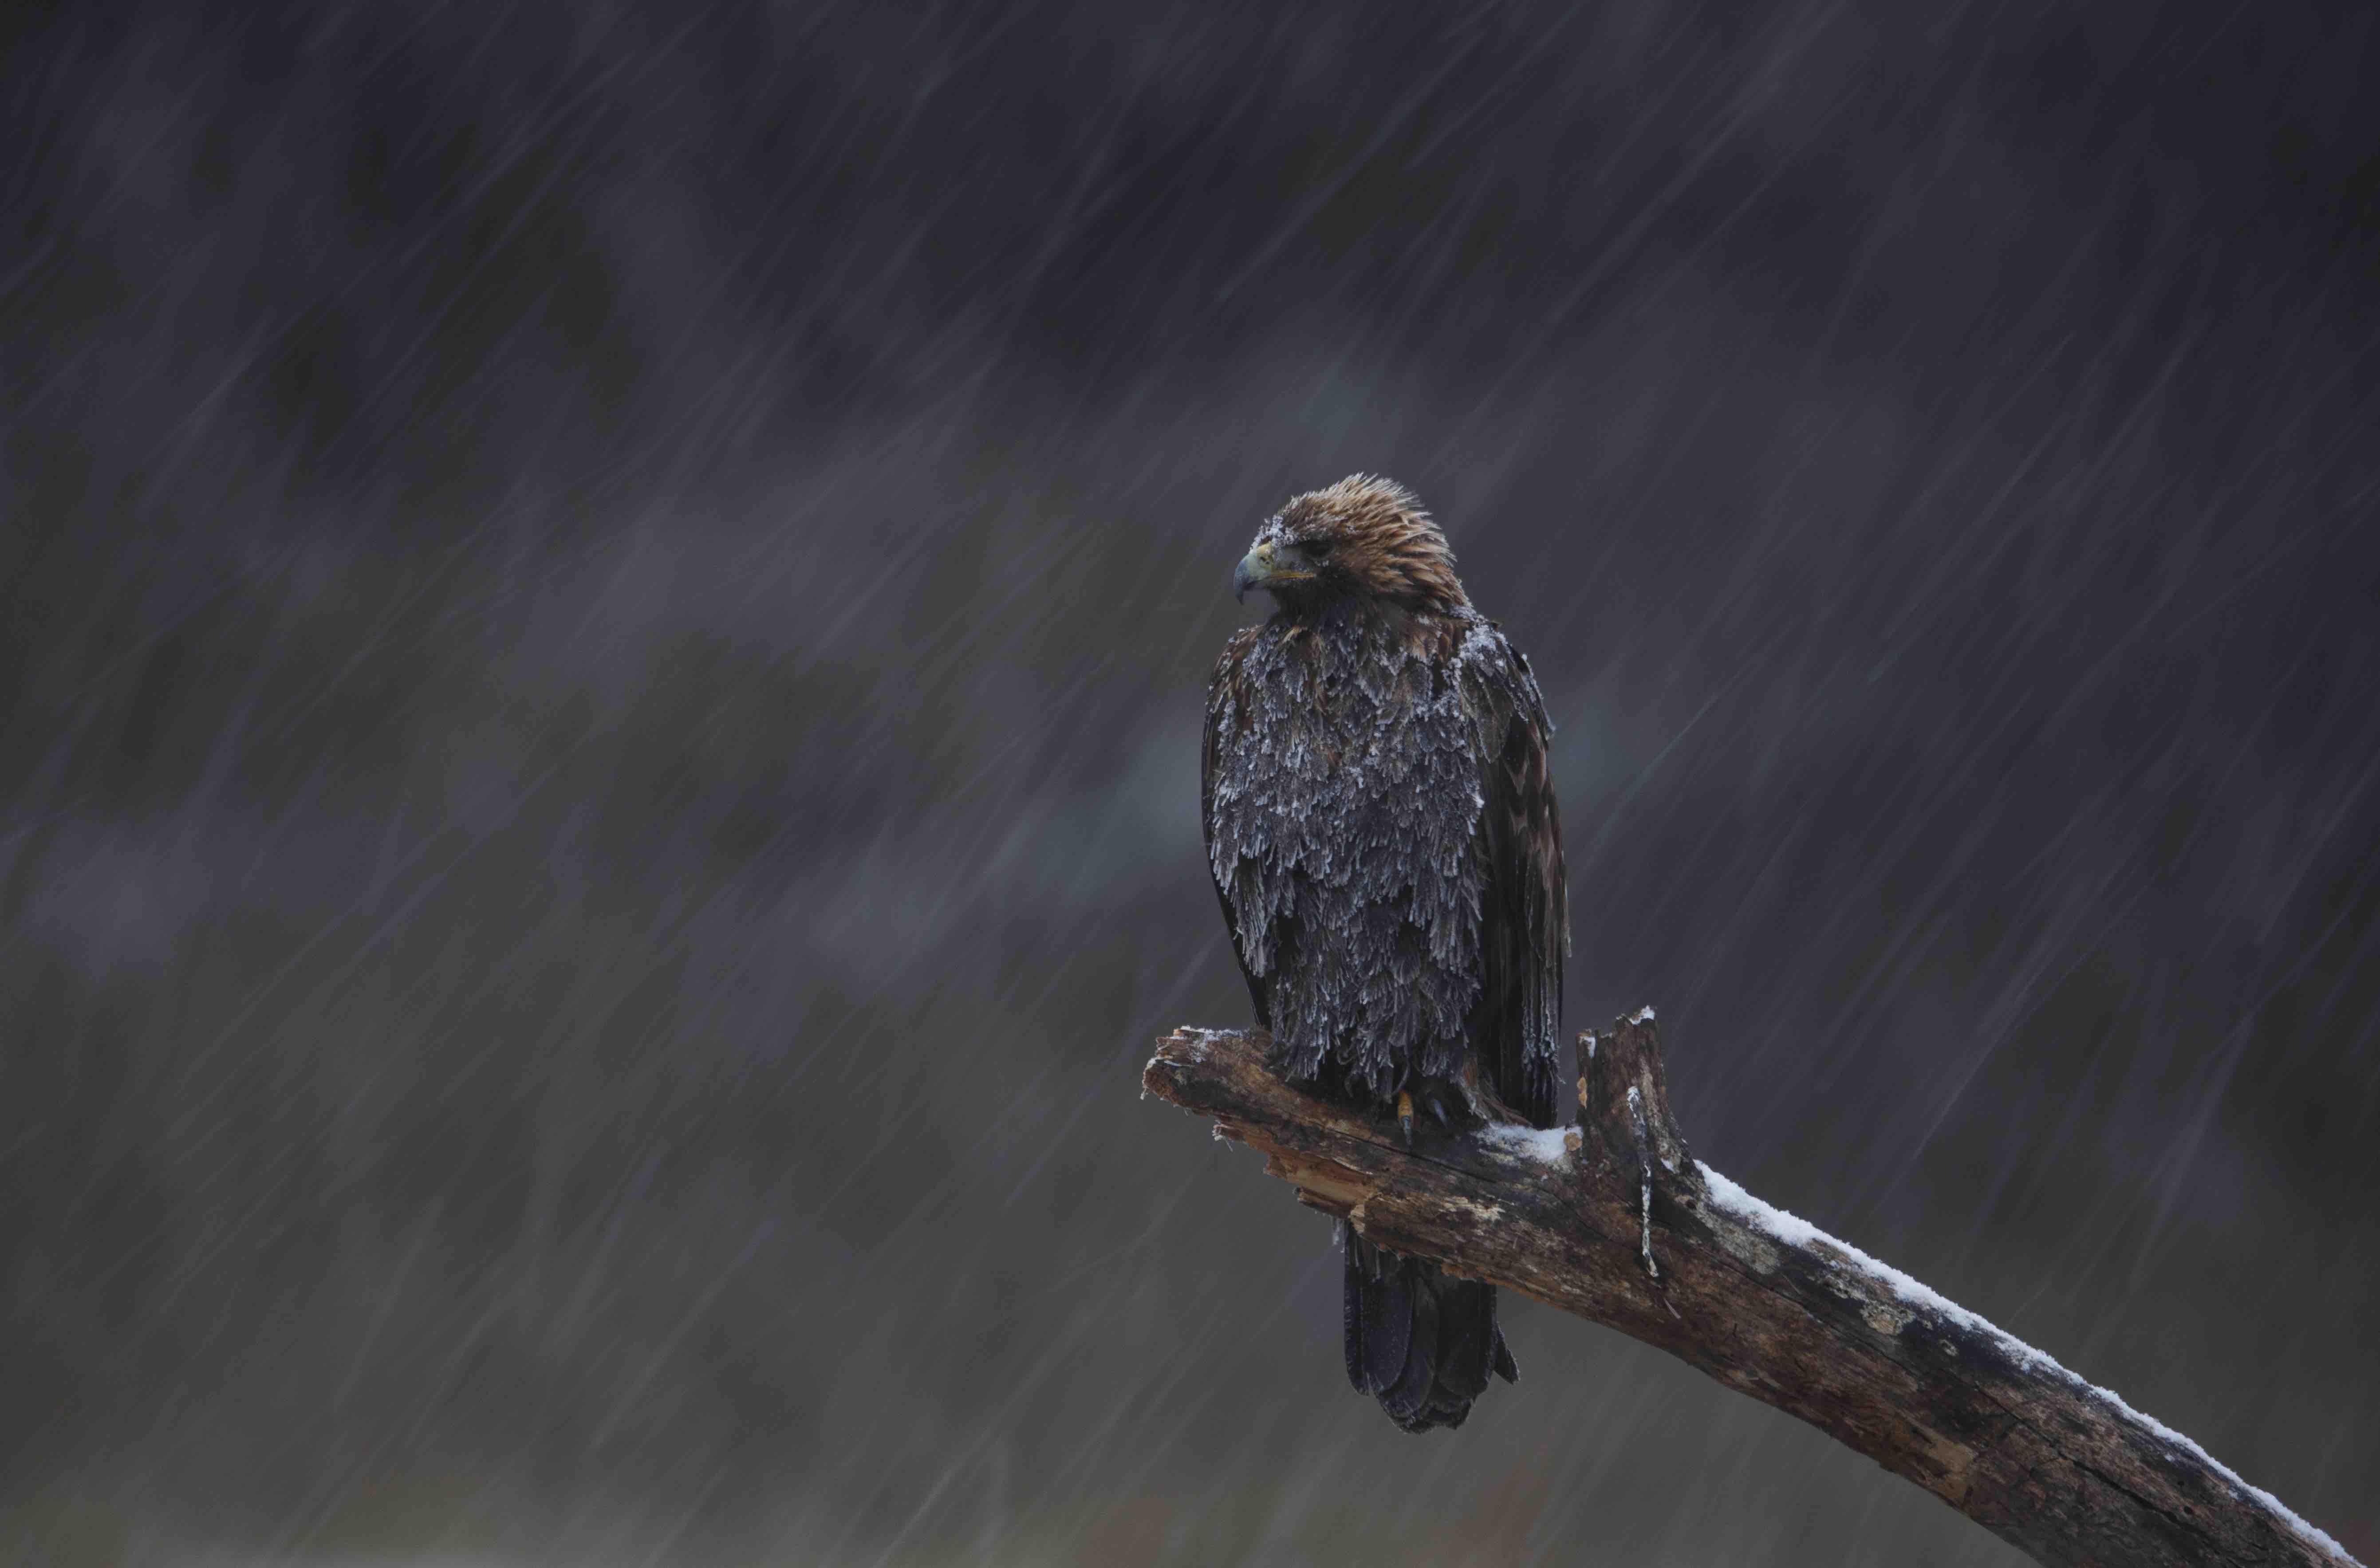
[1202,474,1566,1433]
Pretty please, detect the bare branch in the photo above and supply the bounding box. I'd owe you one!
[1143,1016,2358,1568]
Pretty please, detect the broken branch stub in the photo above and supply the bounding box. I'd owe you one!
[1576,1009,1694,1181]
[1576,1009,1703,1286]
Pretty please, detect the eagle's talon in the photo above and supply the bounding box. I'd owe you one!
[1396,1090,1415,1148]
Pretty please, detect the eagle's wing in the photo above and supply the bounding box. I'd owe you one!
[1468,630,1566,1130]
[1202,628,1272,1029]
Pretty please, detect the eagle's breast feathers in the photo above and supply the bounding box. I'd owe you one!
[1202,604,1562,1124]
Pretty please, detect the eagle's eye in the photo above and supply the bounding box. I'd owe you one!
[1302,536,1334,558]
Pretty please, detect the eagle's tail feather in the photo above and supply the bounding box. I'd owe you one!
[1343,1233,1516,1433]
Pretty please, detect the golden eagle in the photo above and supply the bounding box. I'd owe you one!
[1203,475,1565,1432]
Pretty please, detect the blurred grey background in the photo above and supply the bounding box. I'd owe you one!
[4,2,2377,1563]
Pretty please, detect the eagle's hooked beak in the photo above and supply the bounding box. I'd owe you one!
[1233,548,1266,603]
[1233,540,1311,602]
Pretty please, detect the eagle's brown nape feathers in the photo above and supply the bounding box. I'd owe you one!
[1253,474,1468,615]
[1203,474,1565,1435]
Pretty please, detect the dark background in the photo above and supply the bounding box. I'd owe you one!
[4,2,2377,1563]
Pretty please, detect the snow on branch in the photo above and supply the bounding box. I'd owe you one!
[1142,1015,2357,1568]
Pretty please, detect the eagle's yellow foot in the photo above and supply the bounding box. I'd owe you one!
[1397,1091,1415,1148]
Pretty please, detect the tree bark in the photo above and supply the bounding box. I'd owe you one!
[1141,1016,2358,1568]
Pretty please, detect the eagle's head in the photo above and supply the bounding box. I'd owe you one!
[1232,475,1468,616]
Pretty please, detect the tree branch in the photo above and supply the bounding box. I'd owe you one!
[1142,1016,2358,1568]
